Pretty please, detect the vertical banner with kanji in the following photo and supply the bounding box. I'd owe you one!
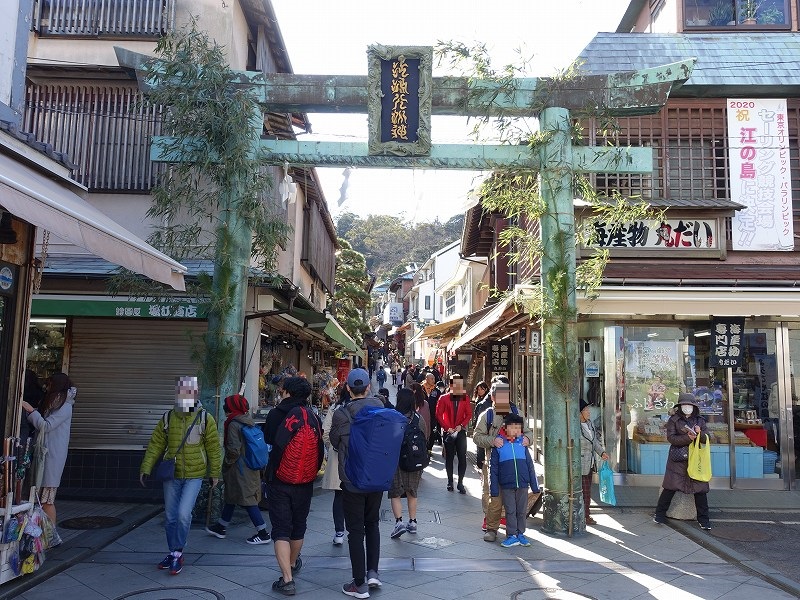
[709,317,745,368]
[489,340,511,375]
[727,98,794,251]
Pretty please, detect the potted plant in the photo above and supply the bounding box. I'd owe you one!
[738,0,763,24]
[757,5,784,24]
[708,0,734,25]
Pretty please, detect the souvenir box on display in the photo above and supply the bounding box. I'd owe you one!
[0,488,37,584]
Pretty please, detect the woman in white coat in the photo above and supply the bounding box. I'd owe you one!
[21,372,76,524]
[322,386,348,545]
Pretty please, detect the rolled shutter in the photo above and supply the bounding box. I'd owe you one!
[68,318,207,449]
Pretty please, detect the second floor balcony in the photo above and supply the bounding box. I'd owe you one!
[32,0,176,38]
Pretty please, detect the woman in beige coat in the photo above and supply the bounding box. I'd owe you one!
[322,387,347,546]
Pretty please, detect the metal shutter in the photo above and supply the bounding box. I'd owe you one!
[68,318,207,450]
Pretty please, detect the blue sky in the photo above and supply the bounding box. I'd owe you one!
[272,0,630,223]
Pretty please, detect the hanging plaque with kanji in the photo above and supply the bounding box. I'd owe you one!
[367,44,432,156]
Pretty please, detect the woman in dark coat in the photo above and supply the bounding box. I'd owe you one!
[206,394,271,545]
[653,393,712,530]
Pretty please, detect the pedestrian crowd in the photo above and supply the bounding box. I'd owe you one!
[13,352,711,599]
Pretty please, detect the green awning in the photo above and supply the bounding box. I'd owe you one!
[288,307,360,353]
[323,318,360,353]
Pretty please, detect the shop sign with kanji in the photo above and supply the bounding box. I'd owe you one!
[489,340,511,372]
[709,317,745,368]
[586,217,722,257]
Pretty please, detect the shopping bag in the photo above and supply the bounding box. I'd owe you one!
[598,460,617,506]
[687,433,712,482]
[31,435,48,489]
[527,491,543,517]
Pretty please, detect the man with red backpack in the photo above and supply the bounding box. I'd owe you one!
[262,376,323,596]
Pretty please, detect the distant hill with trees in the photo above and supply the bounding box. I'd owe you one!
[336,212,465,282]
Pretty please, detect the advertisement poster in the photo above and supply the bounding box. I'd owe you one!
[624,340,679,413]
[727,98,794,251]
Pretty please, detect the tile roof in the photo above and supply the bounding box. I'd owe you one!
[1,119,78,170]
[577,32,800,95]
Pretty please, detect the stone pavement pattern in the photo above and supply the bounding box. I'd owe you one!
[9,449,798,600]
[6,380,799,600]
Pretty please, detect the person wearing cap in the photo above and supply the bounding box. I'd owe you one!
[580,399,608,526]
[473,381,533,541]
[653,392,712,530]
[206,394,271,545]
[330,368,386,597]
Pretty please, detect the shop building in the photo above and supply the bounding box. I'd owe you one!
[23,0,354,500]
[450,0,800,491]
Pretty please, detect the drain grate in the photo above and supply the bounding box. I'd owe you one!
[59,516,124,530]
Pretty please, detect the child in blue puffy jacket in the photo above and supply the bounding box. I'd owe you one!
[490,413,539,548]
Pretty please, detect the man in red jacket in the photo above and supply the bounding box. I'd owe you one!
[435,374,473,493]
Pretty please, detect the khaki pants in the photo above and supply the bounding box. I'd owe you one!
[481,462,505,530]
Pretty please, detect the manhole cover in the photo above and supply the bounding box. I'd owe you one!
[59,516,124,530]
[114,587,224,600]
[710,525,771,542]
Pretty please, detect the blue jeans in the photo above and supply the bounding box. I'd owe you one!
[163,478,203,551]
[220,503,266,529]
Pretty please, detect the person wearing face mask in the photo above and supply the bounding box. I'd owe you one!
[653,393,712,531]
[140,376,221,575]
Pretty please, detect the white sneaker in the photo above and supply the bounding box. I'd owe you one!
[406,520,417,534]
[333,531,345,546]
[367,569,382,589]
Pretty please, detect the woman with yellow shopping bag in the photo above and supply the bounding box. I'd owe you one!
[652,393,713,531]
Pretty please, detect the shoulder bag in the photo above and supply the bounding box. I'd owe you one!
[153,410,203,482]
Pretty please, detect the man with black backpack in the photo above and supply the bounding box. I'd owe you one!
[262,377,323,596]
[388,388,428,540]
[330,368,398,599]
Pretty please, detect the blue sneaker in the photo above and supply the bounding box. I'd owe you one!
[516,533,531,547]
[501,536,520,548]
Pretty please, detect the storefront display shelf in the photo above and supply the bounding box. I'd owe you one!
[628,441,764,478]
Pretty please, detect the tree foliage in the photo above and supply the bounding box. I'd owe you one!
[336,213,464,281]
[328,239,372,342]
[111,19,288,393]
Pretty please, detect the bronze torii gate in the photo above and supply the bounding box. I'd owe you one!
[117,46,694,535]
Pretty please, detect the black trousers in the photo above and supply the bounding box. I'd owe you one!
[444,429,467,485]
[342,487,382,585]
[655,488,710,524]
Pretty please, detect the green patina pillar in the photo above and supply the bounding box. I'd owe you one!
[538,107,583,536]
[199,108,260,427]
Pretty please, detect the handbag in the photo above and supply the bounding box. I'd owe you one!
[598,460,617,506]
[687,433,712,482]
[668,445,689,463]
[152,410,203,482]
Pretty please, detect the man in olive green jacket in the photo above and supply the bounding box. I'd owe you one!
[140,377,221,575]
